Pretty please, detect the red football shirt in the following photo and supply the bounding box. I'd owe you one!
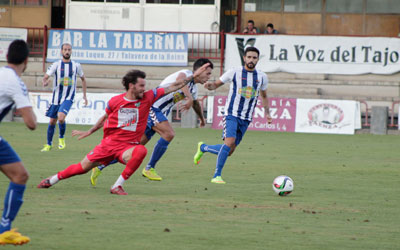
[103,88,165,143]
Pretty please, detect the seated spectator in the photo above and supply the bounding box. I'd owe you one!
[243,20,258,34]
[264,23,278,34]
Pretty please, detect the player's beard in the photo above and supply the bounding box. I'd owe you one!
[63,54,71,60]
[246,62,255,69]
[135,92,144,99]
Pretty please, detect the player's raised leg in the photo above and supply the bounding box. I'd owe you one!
[193,142,223,165]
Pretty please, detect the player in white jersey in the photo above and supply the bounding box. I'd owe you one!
[193,47,272,184]
[40,43,87,152]
[87,58,213,185]
[0,40,36,245]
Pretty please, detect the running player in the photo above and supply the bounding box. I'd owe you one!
[40,43,87,152]
[88,58,213,185]
[0,40,36,245]
[193,47,272,184]
[37,63,209,195]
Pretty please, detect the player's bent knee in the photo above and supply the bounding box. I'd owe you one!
[133,145,147,160]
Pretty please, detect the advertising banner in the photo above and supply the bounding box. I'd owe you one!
[0,28,27,61]
[225,34,400,75]
[211,96,297,132]
[295,99,360,135]
[47,29,188,66]
[29,92,119,125]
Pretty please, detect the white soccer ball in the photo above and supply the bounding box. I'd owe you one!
[272,175,294,196]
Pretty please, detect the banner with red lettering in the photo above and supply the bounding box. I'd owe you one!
[211,96,297,132]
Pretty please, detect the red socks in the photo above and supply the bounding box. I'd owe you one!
[57,162,86,180]
[121,145,147,180]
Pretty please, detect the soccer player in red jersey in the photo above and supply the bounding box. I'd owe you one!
[37,64,209,195]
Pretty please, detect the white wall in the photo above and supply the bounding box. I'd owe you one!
[66,1,220,33]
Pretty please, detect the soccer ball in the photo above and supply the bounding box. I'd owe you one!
[272,175,294,196]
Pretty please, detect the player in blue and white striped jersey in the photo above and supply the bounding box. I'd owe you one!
[87,58,213,185]
[194,47,272,184]
[40,43,87,152]
[0,40,36,245]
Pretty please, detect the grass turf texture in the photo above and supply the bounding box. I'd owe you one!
[1,122,399,250]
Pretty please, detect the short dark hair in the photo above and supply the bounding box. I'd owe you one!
[61,43,72,50]
[248,20,255,25]
[122,70,146,91]
[244,47,260,57]
[267,23,274,29]
[193,58,213,71]
[7,39,29,65]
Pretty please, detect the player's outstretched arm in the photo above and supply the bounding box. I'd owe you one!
[204,79,223,91]
[72,114,108,140]
[164,63,210,95]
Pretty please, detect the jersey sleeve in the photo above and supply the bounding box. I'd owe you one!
[219,69,235,84]
[8,81,31,109]
[152,88,165,103]
[46,61,58,76]
[105,99,114,116]
[260,72,269,91]
[76,63,84,77]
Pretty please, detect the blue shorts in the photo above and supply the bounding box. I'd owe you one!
[45,100,73,119]
[0,137,21,165]
[145,107,168,140]
[222,115,250,146]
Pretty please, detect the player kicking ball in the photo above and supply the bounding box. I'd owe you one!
[37,63,209,195]
[193,47,272,184]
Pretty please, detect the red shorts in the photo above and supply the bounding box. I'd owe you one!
[86,137,139,165]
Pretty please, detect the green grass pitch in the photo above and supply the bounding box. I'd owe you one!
[0,122,399,249]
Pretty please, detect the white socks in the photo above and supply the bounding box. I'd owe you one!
[111,175,126,189]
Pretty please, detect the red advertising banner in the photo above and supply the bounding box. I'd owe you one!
[211,96,297,132]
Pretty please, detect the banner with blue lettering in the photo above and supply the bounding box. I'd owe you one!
[47,30,188,66]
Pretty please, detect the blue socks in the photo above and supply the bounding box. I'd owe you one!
[0,182,26,233]
[213,144,231,178]
[146,137,170,170]
[47,124,56,145]
[201,144,222,155]
[59,122,66,139]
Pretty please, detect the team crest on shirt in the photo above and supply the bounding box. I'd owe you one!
[60,77,73,86]
[135,102,141,107]
[173,92,185,103]
[238,86,256,99]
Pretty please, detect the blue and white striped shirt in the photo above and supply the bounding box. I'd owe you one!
[46,60,84,105]
[152,69,197,116]
[0,66,31,123]
[220,66,268,121]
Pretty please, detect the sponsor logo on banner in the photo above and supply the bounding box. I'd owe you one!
[295,99,358,134]
[29,92,119,125]
[307,103,345,129]
[47,30,188,66]
[212,96,296,132]
[225,34,400,75]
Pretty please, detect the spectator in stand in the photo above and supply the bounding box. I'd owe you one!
[243,20,258,34]
[264,23,279,34]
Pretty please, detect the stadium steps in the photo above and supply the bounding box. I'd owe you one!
[2,57,400,112]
